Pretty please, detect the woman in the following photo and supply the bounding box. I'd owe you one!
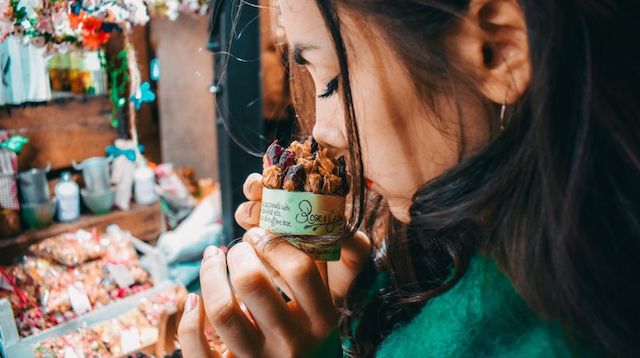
[178,0,640,356]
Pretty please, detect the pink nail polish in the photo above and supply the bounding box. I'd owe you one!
[185,293,198,313]
[246,229,266,246]
[203,246,220,260]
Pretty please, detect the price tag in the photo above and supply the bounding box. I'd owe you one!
[67,284,91,315]
[139,326,159,346]
[106,264,135,288]
[120,327,141,354]
[75,229,92,241]
[0,275,13,291]
[63,346,85,358]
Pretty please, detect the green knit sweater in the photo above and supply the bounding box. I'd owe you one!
[376,256,594,357]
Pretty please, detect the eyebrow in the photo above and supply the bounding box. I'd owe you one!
[292,43,315,65]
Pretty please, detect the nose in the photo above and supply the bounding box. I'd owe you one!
[312,123,348,155]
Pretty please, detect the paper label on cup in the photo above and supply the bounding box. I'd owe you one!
[259,189,346,236]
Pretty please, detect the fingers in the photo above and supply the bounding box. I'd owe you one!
[177,293,218,358]
[244,228,335,338]
[199,246,261,357]
[226,242,298,340]
[235,173,264,230]
[234,201,261,230]
[243,173,263,201]
[328,231,371,304]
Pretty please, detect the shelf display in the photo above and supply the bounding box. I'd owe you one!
[0,228,153,338]
[31,285,181,358]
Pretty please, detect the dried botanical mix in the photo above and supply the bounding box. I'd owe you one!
[262,138,348,196]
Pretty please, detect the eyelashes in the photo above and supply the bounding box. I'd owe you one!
[318,76,339,99]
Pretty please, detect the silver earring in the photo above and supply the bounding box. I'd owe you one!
[499,102,507,131]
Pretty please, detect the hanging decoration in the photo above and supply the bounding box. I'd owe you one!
[130,81,155,110]
[1,1,15,42]
[1,0,210,52]
[145,0,209,21]
[104,49,130,128]
[0,134,29,154]
[1,0,210,161]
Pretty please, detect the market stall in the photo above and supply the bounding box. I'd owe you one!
[0,0,293,355]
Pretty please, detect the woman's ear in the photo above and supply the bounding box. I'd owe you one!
[453,0,531,104]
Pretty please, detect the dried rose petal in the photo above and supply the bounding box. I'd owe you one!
[263,166,284,189]
[321,174,342,195]
[297,157,316,173]
[304,173,323,193]
[316,148,335,176]
[265,141,284,167]
[278,150,296,171]
[283,164,306,191]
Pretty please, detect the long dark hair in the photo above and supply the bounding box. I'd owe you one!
[303,0,640,356]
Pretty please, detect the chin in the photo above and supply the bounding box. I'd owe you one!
[388,199,411,224]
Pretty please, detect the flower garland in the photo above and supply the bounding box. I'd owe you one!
[2,0,209,157]
[1,0,209,52]
[1,0,148,53]
[146,0,208,21]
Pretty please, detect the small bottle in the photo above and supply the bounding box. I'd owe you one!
[55,172,80,222]
[134,160,157,205]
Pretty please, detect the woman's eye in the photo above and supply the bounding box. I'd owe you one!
[318,76,339,99]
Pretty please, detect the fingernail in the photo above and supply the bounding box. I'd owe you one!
[185,293,198,313]
[203,246,220,260]
[246,229,267,247]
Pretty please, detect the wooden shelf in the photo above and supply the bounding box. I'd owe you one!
[0,203,165,265]
[0,95,117,172]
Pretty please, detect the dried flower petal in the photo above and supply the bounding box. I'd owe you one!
[304,173,323,193]
[297,157,317,173]
[321,174,342,195]
[316,148,335,176]
[264,141,284,167]
[283,165,306,191]
[278,150,296,171]
[263,166,284,189]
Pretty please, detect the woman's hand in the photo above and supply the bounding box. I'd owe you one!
[178,234,340,357]
[234,173,371,304]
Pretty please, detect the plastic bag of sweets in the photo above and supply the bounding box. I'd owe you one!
[65,261,112,308]
[260,138,349,261]
[94,309,157,356]
[20,257,74,314]
[30,229,105,267]
[33,328,110,358]
[137,286,181,326]
[0,263,40,315]
[99,231,151,286]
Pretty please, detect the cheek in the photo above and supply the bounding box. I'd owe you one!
[350,67,461,200]
[350,70,425,198]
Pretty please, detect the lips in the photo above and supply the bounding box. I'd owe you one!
[365,178,374,190]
